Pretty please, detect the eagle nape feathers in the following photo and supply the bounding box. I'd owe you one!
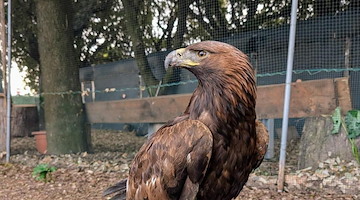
[104,41,269,200]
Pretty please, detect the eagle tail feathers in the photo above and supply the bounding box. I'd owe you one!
[103,178,127,200]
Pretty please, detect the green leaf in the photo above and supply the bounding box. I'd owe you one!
[349,138,360,163]
[331,107,342,134]
[49,166,57,173]
[32,164,57,182]
[344,110,360,139]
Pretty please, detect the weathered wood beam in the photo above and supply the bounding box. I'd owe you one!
[86,77,351,123]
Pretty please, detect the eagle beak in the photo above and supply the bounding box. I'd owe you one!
[164,48,199,70]
[164,49,179,70]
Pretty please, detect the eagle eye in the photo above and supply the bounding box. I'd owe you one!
[197,50,207,57]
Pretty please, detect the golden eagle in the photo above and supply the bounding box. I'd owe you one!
[104,41,269,200]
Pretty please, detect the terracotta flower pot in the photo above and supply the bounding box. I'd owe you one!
[32,131,47,154]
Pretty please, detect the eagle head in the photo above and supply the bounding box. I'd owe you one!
[165,40,255,97]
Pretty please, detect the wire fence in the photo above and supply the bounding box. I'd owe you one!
[0,0,358,192]
[6,1,360,134]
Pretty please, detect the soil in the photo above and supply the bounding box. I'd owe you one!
[0,129,359,200]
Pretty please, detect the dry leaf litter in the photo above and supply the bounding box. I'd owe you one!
[0,130,358,200]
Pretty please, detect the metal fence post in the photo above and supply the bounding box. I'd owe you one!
[6,0,12,163]
[277,0,298,192]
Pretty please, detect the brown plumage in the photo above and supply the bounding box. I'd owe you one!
[104,41,269,200]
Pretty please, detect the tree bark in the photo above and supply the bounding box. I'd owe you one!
[159,0,192,95]
[298,117,360,169]
[173,0,191,49]
[0,95,5,153]
[35,0,90,154]
[0,0,5,93]
[0,0,7,153]
[313,0,340,17]
[122,0,187,96]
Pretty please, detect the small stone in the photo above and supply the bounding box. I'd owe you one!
[315,169,330,178]
[113,165,120,171]
[335,157,341,164]
[257,177,268,184]
[120,164,129,172]
[344,172,353,179]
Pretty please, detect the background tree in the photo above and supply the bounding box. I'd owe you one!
[121,0,191,96]
[35,0,90,154]
[122,0,160,96]
[12,0,126,92]
[13,0,356,94]
[0,0,6,154]
[7,0,357,154]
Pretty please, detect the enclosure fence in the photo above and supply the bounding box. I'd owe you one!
[71,1,358,136]
[0,0,359,187]
[3,1,357,106]
[75,1,360,112]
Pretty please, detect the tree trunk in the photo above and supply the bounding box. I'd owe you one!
[173,0,191,49]
[122,0,193,96]
[0,95,5,153]
[298,117,360,169]
[0,0,6,153]
[122,0,159,97]
[313,0,340,17]
[159,0,192,95]
[35,0,90,154]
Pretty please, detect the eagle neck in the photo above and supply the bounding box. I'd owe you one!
[188,74,256,134]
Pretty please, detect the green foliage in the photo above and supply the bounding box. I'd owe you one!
[13,0,132,92]
[331,107,342,134]
[349,138,360,164]
[12,0,356,92]
[344,110,360,139]
[333,108,360,139]
[12,95,38,105]
[331,108,360,164]
[32,164,57,182]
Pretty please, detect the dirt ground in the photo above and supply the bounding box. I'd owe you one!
[0,129,359,200]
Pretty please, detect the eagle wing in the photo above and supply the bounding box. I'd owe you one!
[127,119,213,200]
[253,120,269,169]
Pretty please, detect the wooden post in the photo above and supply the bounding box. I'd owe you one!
[81,82,85,104]
[344,37,351,77]
[11,105,39,137]
[91,80,95,101]
[263,119,275,159]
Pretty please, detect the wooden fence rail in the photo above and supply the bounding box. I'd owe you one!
[86,77,352,123]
